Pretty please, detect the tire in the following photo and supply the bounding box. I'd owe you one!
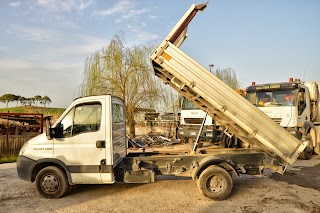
[220,133,236,148]
[299,133,314,160]
[35,166,69,199]
[197,165,233,200]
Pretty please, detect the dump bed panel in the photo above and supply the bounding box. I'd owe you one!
[150,3,306,165]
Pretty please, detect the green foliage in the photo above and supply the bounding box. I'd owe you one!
[0,155,17,164]
[34,95,42,106]
[40,96,52,107]
[0,94,52,107]
[0,94,19,107]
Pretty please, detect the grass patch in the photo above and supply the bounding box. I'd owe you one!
[0,155,17,164]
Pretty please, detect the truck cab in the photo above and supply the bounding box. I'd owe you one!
[179,97,218,142]
[246,79,320,159]
[17,95,126,197]
[246,81,311,133]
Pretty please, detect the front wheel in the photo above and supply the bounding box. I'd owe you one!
[299,133,314,160]
[35,166,69,199]
[197,165,233,200]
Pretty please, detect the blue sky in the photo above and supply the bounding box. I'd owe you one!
[0,0,319,108]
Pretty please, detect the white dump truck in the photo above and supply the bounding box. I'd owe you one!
[246,79,320,159]
[17,3,306,200]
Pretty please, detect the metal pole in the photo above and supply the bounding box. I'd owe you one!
[209,64,214,73]
[6,111,9,155]
[191,108,208,153]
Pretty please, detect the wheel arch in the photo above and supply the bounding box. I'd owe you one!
[31,159,73,185]
[302,121,314,135]
[302,121,317,147]
[192,156,238,181]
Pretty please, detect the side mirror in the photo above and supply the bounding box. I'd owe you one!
[45,116,53,140]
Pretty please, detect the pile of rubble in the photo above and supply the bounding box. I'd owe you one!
[128,132,181,148]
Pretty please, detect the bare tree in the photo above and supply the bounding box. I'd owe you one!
[214,68,240,90]
[80,32,163,138]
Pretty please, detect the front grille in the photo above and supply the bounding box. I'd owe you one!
[184,118,204,124]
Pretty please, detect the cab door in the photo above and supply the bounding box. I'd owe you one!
[297,87,311,126]
[100,97,126,183]
[53,98,107,184]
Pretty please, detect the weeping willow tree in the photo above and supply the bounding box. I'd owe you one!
[80,32,163,138]
[214,67,240,89]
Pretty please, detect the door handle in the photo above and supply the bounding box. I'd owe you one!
[96,140,105,148]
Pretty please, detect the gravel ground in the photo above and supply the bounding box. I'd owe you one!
[0,154,320,213]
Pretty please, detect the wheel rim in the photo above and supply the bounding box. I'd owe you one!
[41,174,59,193]
[207,175,226,194]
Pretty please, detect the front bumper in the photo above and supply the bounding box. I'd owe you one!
[17,156,38,182]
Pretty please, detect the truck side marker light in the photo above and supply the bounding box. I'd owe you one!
[162,52,172,61]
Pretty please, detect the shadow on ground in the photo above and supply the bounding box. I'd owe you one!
[270,164,320,190]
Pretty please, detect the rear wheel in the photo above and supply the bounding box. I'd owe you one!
[197,165,233,200]
[299,133,314,160]
[35,166,69,199]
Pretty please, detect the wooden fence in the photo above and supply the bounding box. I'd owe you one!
[0,113,43,156]
[0,135,38,156]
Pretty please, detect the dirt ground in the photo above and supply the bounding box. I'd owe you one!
[0,147,320,213]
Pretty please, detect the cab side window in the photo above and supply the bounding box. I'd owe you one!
[59,103,102,138]
[298,89,306,115]
[112,103,124,124]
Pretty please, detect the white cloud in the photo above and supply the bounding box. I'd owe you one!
[49,35,107,56]
[118,9,149,22]
[37,0,74,12]
[9,2,21,7]
[79,0,94,10]
[136,31,159,42]
[0,58,32,70]
[149,15,158,20]
[127,23,147,30]
[0,47,8,52]
[95,1,150,25]
[7,25,59,43]
[35,0,94,13]
[95,0,133,16]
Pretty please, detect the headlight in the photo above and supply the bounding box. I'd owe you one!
[19,142,28,156]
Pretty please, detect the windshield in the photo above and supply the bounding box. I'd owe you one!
[181,98,199,110]
[247,90,296,107]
